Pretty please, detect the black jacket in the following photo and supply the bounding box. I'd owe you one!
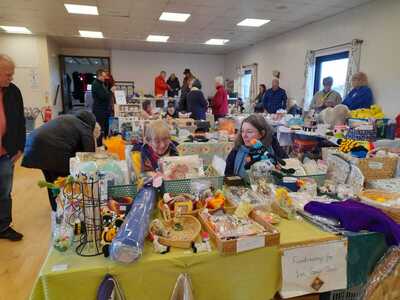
[167,78,180,97]
[22,112,96,174]
[186,89,208,120]
[2,83,25,157]
[225,135,287,176]
[92,79,112,111]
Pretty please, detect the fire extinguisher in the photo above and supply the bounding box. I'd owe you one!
[42,106,52,122]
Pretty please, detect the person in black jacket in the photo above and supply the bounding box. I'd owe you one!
[167,73,180,97]
[92,69,113,144]
[0,54,25,241]
[186,79,208,120]
[22,110,96,211]
[178,68,194,112]
[225,114,286,178]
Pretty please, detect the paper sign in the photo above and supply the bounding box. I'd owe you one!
[114,90,127,105]
[211,155,226,176]
[237,236,265,253]
[280,240,347,298]
[52,264,68,272]
[368,162,383,170]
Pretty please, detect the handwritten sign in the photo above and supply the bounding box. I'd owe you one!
[280,239,347,298]
[114,90,127,105]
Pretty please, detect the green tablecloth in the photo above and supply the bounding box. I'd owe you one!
[177,142,234,165]
[30,242,281,300]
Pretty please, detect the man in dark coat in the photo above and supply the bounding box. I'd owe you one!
[0,54,25,241]
[22,110,96,211]
[178,68,194,112]
[92,69,113,144]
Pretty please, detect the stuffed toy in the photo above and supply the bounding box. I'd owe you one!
[320,104,351,129]
[337,138,374,158]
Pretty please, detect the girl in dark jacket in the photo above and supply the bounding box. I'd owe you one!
[186,79,208,120]
[167,73,181,97]
[225,114,286,178]
[22,110,97,211]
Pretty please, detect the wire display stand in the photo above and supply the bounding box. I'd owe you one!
[75,177,103,257]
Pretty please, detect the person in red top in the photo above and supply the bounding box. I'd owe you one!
[154,71,171,97]
[212,76,228,122]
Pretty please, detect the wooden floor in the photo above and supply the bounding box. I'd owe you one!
[0,162,51,300]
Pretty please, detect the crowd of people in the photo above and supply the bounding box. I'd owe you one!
[254,72,374,115]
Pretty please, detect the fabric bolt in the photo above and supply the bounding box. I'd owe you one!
[262,87,287,113]
[0,155,13,232]
[304,199,400,246]
[342,86,374,110]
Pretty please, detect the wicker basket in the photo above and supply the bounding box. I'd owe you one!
[357,150,398,183]
[162,166,224,194]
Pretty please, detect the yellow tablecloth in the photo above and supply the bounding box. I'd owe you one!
[30,219,337,300]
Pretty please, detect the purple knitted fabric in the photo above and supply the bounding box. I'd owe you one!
[304,199,400,246]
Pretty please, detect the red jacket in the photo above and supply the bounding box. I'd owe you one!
[212,85,228,116]
[154,75,170,96]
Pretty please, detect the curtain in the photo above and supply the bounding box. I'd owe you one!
[345,39,363,95]
[246,63,258,104]
[235,64,243,97]
[303,50,316,110]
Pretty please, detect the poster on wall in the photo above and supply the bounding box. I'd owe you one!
[114,90,127,105]
[29,68,40,90]
[280,239,347,298]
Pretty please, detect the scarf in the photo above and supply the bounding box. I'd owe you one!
[234,145,250,178]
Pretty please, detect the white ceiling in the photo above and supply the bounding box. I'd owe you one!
[0,0,373,54]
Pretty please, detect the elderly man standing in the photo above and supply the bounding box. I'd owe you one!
[262,78,288,113]
[311,76,342,112]
[0,54,25,241]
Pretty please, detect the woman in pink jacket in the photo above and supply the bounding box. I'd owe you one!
[212,76,228,122]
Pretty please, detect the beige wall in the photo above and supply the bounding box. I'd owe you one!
[224,0,400,117]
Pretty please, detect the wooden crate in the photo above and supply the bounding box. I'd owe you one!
[198,209,280,255]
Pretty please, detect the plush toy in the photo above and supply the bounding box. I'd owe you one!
[337,138,373,158]
[320,104,351,129]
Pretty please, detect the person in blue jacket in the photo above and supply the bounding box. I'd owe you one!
[262,78,288,113]
[342,72,374,110]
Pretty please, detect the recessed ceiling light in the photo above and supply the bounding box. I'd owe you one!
[79,30,103,38]
[0,26,32,34]
[159,12,191,22]
[146,35,169,43]
[237,18,271,27]
[205,39,229,46]
[64,4,98,15]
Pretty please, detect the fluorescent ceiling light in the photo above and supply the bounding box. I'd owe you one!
[79,30,103,38]
[237,18,271,27]
[0,26,31,34]
[146,35,169,42]
[64,4,98,15]
[205,39,229,46]
[159,12,191,22]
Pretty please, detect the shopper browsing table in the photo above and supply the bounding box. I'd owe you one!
[225,114,286,178]
[0,54,25,241]
[22,110,97,212]
[154,71,171,97]
[92,69,113,143]
[211,76,228,122]
[186,78,208,120]
[167,73,180,97]
[254,84,267,113]
[178,68,194,112]
[262,78,288,113]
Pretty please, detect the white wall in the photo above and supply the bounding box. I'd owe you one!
[47,38,62,115]
[224,0,400,117]
[111,49,225,97]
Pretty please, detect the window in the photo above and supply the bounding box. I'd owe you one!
[241,69,252,103]
[314,51,349,97]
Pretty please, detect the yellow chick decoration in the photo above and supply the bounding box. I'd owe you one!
[351,105,385,119]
